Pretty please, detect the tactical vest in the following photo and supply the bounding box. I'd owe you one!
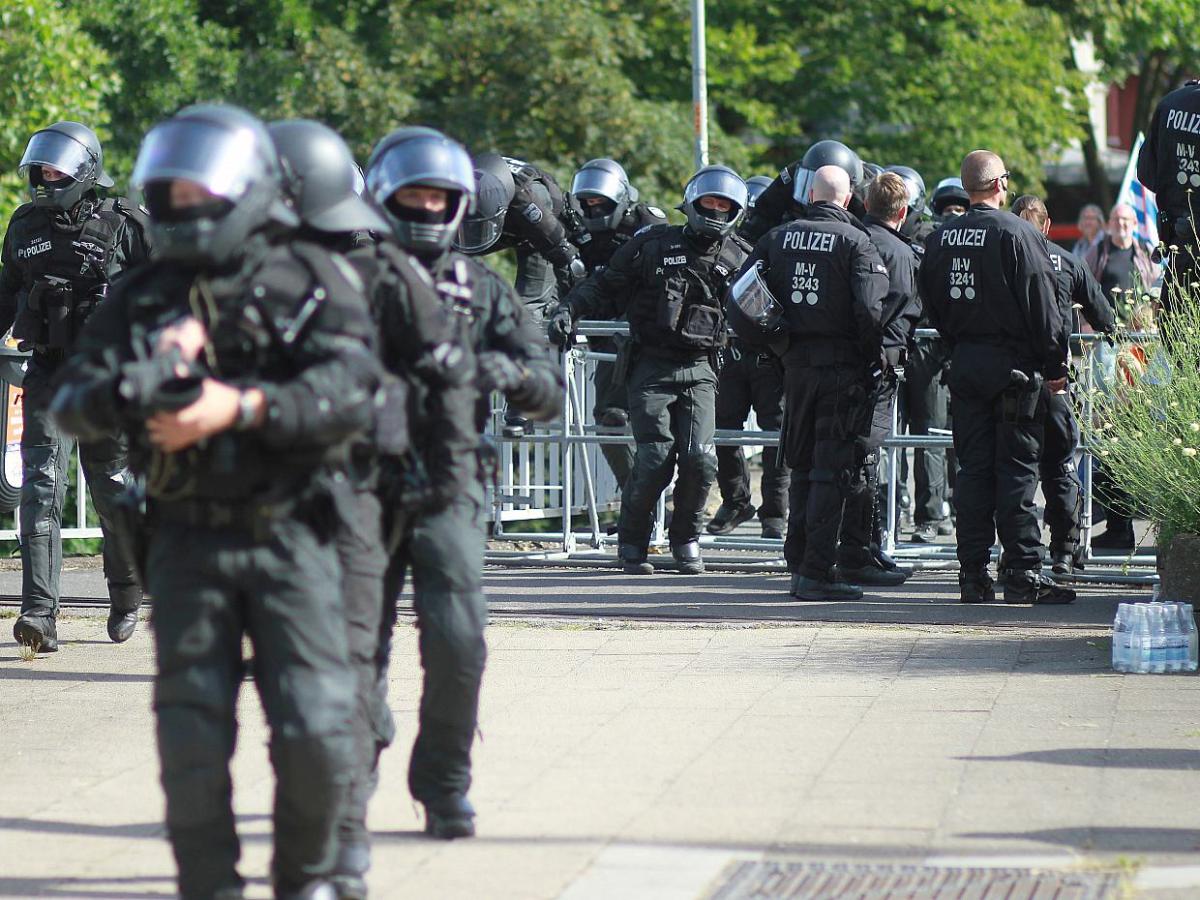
[129,243,358,502]
[634,229,745,353]
[12,199,136,351]
[506,158,567,218]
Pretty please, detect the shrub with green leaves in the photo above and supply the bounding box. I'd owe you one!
[1078,272,1200,545]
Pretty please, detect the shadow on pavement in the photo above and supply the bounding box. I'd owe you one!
[0,877,175,898]
[961,826,1200,853]
[0,814,267,839]
[962,748,1200,770]
[0,668,154,683]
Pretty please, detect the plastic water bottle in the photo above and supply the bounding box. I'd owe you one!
[1168,603,1189,672]
[1112,604,1133,672]
[1186,604,1199,673]
[1149,605,1168,674]
[1130,605,1148,674]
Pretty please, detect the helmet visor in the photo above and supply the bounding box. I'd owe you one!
[728,263,783,332]
[684,169,748,212]
[366,137,475,211]
[572,167,626,205]
[454,211,505,253]
[19,131,96,182]
[132,119,263,201]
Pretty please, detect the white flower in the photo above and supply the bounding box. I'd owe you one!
[1173,437,1184,446]
[1185,448,1199,457]
[1191,423,1200,432]
[1099,449,1110,457]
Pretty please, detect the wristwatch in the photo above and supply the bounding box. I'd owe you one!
[234,390,259,430]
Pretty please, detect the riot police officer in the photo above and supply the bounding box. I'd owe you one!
[454,152,585,328]
[740,140,864,243]
[885,165,932,242]
[569,158,668,488]
[551,166,750,575]
[271,119,477,897]
[1011,194,1116,576]
[1138,79,1200,306]
[1,121,150,652]
[930,177,970,223]
[732,166,887,601]
[366,127,562,843]
[919,151,1074,605]
[835,172,922,586]
[707,171,790,538]
[52,104,379,900]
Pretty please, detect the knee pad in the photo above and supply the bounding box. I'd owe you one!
[416,593,488,675]
[270,730,355,805]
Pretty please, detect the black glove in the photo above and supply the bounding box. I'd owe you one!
[547,305,574,348]
[477,352,525,393]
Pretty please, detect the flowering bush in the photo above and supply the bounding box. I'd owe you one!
[1078,268,1200,545]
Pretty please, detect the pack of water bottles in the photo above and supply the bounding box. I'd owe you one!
[1112,597,1199,673]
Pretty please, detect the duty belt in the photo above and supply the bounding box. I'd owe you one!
[637,343,711,364]
[150,496,298,541]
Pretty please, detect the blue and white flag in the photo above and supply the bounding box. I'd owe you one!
[1116,132,1159,248]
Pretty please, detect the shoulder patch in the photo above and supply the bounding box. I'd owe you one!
[521,202,544,225]
[779,167,792,185]
[647,206,667,219]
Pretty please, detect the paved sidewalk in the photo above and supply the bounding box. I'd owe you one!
[2,568,1198,899]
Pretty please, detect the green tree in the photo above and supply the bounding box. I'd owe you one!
[0,1,118,221]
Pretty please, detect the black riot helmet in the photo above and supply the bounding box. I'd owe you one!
[931,176,970,217]
[269,119,388,235]
[133,103,298,266]
[365,126,475,255]
[791,140,863,206]
[851,161,884,218]
[745,175,773,210]
[453,152,516,254]
[681,165,748,239]
[19,121,114,211]
[571,158,633,233]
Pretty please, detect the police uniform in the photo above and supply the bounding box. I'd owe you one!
[836,213,921,574]
[381,249,560,822]
[574,200,668,488]
[0,197,150,642]
[742,202,887,592]
[1043,244,1115,570]
[920,204,1074,603]
[563,223,748,568]
[53,237,380,898]
[739,163,805,244]
[1138,80,1200,303]
[478,159,583,326]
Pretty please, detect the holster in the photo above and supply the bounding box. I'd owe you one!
[998,370,1043,424]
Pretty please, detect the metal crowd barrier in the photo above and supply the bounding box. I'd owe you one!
[485,322,1159,584]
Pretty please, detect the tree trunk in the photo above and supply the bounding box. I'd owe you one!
[1082,124,1113,210]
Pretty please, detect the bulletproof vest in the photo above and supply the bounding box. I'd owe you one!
[630,227,744,352]
[129,243,361,502]
[11,199,131,350]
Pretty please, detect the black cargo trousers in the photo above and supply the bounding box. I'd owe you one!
[713,341,789,524]
[146,510,354,899]
[379,478,488,806]
[19,357,140,621]
[617,350,718,552]
[782,350,871,580]
[946,343,1046,577]
[1040,388,1083,560]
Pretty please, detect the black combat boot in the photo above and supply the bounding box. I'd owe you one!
[618,542,653,575]
[706,502,756,535]
[423,793,476,840]
[790,572,864,602]
[1001,569,1075,605]
[958,569,996,604]
[331,842,370,900]
[761,517,785,540]
[13,613,58,653]
[106,583,142,643]
[1050,548,1083,578]
[671,540,705,575]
